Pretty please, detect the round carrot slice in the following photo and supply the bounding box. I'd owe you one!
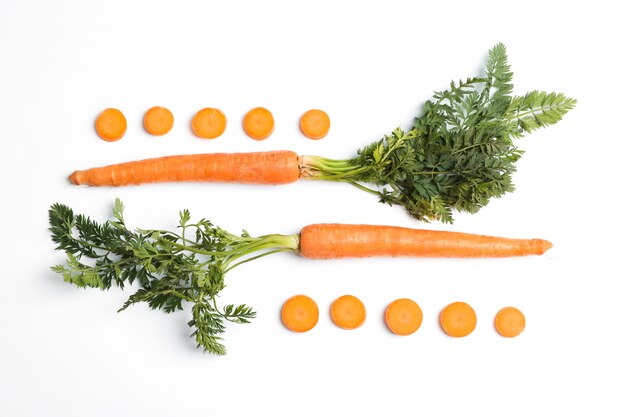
[440,302,477,337]
[144,106,174,136]
[95,108,126,142]
[330,295,366,330]
[385,298,423,336]
[300,109,330,140]
[243,107,274,140]
[191,107,227,139]
[281,295,319,333]
[494,306,525,338]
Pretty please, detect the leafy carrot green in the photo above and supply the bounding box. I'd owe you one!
[300,43,576,222]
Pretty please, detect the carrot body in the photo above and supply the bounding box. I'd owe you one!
[69,151,300,186]
[299,224,552,259]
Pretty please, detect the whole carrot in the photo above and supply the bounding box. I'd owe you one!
[49,200,552,355]
[70,44,576,223]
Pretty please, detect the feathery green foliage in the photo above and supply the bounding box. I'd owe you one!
[301,44,575,222]
[49,199,299,355]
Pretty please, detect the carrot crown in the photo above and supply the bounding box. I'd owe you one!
[300,43,576,223]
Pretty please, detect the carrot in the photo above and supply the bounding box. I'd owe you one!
[299,224,552,259]
[144,106,174,136]
[330,295,366,330]
[243,107,274,140]
[385,298,423,335]
[191,107,227,139]
[494,306,525,337]
[281,295,319,333]
[95,108,127,142]
[300,109,330,139]
[440,302,477,337]
[69,151,300,186]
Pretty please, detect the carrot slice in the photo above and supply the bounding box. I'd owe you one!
[243,107,274,140]
[385,298,423,336]
[281,295,319,333]
[300,109,330,140]
[144,106,174,136]
[191,107,227,139]
[440,302,477,337]
[330,295,366,330]
[494,306,525,337]
[95,108,126,142]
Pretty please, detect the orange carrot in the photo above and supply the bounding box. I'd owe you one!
[191,107,227,139]
[69,151,300,186]
[385,298,423,335]
[243,107,274,140]
[299,224,552,258]
[144,106,174,136]
[330,295,366,330]
[95,108,127,142]
[300,109,330,139]
[281,295,319,333]
[440,302,477,337]
[494,306,525,337]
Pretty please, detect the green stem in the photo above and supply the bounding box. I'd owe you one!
[347,181,382,196]
[157,233,299,261]
[223,235,300,268]
[299,155,363,180]
[225,248,295,272]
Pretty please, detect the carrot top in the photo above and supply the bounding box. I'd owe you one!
[95,108,126,142]
[298,44,576,223]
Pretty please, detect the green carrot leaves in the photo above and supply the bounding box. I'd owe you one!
[49,199,298,355]
[301,43,576,222]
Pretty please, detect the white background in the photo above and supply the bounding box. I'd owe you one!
[1,0,625,415]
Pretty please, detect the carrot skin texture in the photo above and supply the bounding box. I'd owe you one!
[299,224,552,258]
[69,151,300,186]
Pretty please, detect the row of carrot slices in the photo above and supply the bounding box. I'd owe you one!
[282,295,526,338]
[94,107,331,141]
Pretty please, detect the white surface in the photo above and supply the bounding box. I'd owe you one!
[1,0,625,415]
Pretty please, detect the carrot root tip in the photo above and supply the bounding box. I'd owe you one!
[536,239,553,255]
[69,171,82,185]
